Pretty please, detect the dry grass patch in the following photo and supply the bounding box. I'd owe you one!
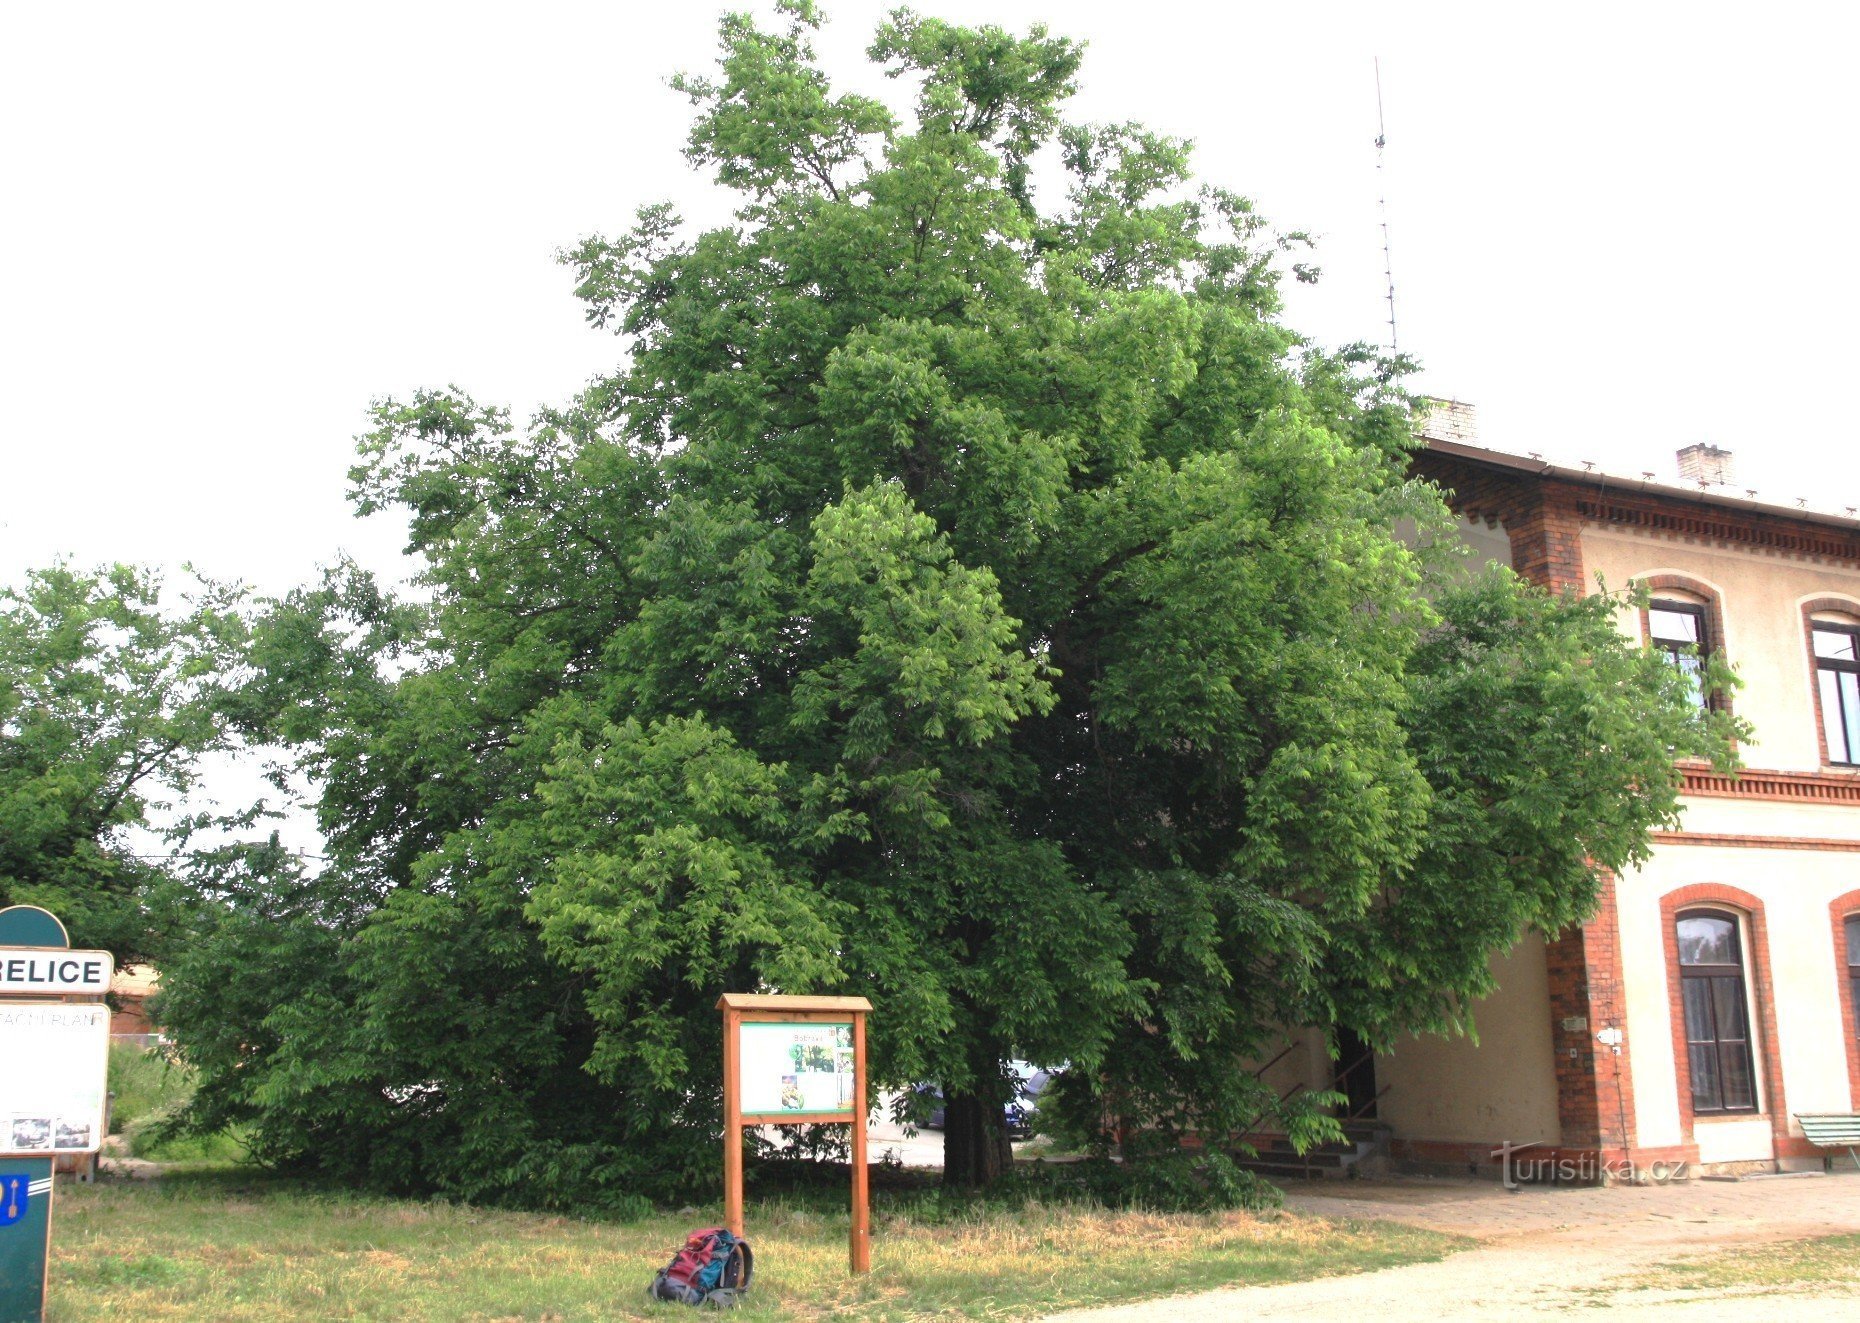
[47,1171,1464,1320]
[1603,1231,1860,1303]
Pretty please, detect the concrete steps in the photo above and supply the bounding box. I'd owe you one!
[1235,1121,1391,1180]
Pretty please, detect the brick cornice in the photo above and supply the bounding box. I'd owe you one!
[1413,447,1860,571]
[1653,831,1860,853]
[1575,495,1860,569]
[1680,766,1860,804]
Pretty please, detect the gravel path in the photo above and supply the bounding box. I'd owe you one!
[1043,1171,1860,1320]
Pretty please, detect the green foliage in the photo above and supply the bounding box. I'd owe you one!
[105,1042,247,1162]
[747,1147,1278,1216]
[107,1041,189,1135]
[155,2,1739,1208]
[997,1152,1283,1215]
[0,562,250,958]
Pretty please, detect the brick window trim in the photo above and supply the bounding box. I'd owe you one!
[1804,597,1860,769]
[1659,884,1790,1153]
[1831,890,1860,1110]
[1636,573,1734,719]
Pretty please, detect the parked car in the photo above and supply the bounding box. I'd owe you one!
[914,1061,1055,1138]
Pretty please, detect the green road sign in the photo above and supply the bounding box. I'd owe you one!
[0,1157,53,1323]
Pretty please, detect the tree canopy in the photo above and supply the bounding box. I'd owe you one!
[0,562,250,960]
[152,2,1739,1205]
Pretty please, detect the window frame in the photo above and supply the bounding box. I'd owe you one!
[1675,908,1760,1117]
[1812,616,1860,767]
[1638,580,1727,718]
[1833,893,1860,1111]
[1847,914,1860,1056]
[1659,602,1711,718]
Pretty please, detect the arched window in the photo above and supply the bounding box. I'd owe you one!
[1676,910,1758,1114]
[1645,585,1720,712]
[1812,613,1860,765]
[1847,915,1860,1051]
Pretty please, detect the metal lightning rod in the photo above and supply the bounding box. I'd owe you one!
[1374,56,1399,354]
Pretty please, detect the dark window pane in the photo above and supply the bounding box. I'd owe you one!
[1711,976,1749,1041]
[1814,626,1859,662]
[1688,1052,1721,1113]
[1719,1041,1756,1111]
[1677,910,1758,1115]
[1677,915,1739,966]
[1682,977,1715,1044]
[1847,916,1860,969]
[1651,606,1703,645]
[1843,673,1860,765]
[1825,670,1853,763]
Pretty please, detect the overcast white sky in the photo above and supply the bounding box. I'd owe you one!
[4,0,1856,600]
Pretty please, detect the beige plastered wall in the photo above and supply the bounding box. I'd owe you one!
[1375,932,1563,1147]
[1347,516,1860,1157]
[1618,832,1860,1158]
[1581,524,1860,1160]
[1581,526,1860,773]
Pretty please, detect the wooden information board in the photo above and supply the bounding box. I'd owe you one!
[717,994,872,1273]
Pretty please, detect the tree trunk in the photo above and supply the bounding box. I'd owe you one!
[941,1089,1014,1188]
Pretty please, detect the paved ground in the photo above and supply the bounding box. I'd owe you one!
[867,1113,948,1168]
[1044,1170,1860,1320]
[849,1094,1044,1168]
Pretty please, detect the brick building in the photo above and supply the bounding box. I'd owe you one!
[1257,417,1860,1181]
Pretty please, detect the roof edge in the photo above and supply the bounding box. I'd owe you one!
[1422,437,1860,535]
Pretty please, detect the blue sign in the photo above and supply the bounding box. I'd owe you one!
[0,1157,53,1322]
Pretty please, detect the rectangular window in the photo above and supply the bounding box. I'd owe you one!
[1814,621,1860,765]
[1846,915,1860,1056]
[1650,600,1710,711]
[1676,911,1758,1115]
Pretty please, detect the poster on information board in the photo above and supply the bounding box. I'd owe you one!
[0,1001,111,1155]
[737,1021,855,1116]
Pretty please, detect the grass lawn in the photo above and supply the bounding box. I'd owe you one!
[1612,1231,1860,1301]
[45,1171,1466,1321]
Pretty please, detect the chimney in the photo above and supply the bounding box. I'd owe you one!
[1676,444,1735,487]
[1416,398,1479,444]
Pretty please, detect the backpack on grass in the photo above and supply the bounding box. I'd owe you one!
[648,1226,754,1309]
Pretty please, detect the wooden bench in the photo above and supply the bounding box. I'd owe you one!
[1795,1113,1860,1171]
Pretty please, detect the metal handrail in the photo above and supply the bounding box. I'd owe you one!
[1234,1045,1389,1157]
[1344,1082,1393,1125]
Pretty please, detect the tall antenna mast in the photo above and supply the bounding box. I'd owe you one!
[1374,56,1399,354]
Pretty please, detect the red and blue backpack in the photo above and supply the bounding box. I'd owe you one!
[648,1226,754,1308]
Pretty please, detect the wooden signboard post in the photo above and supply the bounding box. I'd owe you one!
[0,905,113,1323]
[717,993,872,1274]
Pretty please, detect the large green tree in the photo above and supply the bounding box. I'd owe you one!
[0,562,250,960]
[159,3,1737,1202]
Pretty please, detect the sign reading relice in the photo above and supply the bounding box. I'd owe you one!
[0,1002,111,1155]
[0,948,113,997]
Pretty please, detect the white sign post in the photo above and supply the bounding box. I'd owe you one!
[0,904,115,1323]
